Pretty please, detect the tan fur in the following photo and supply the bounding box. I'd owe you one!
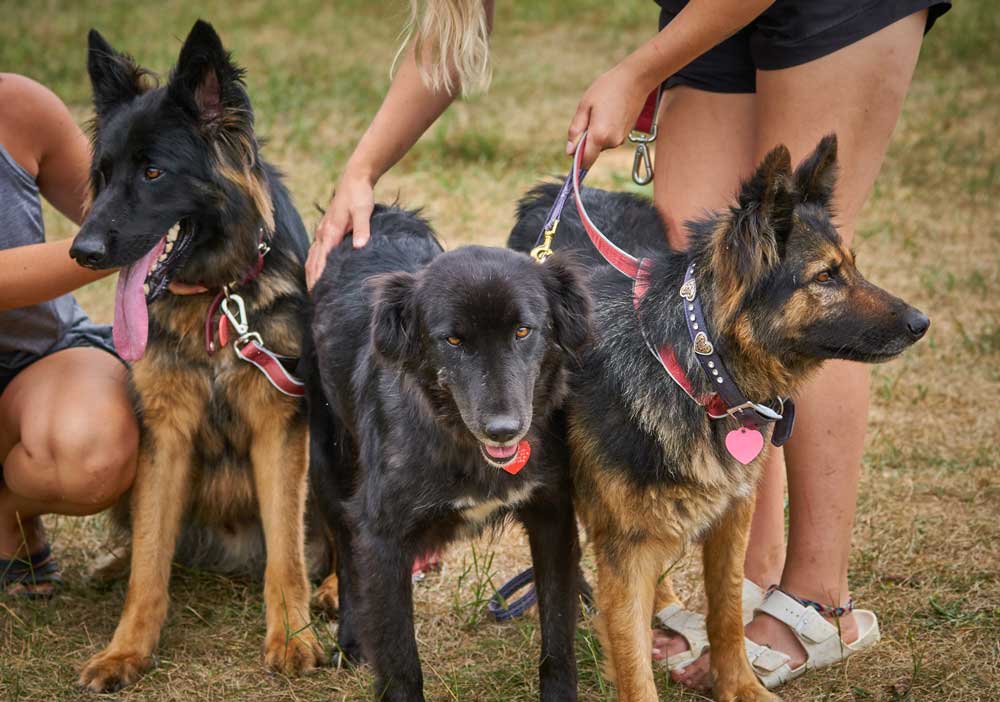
[709,218,757,330]
[79,277,323,690]
[702,496,778,701]
[652,569,682,615]
[731,313,797,400]
[570,414,775,702]
[246,417,323,673]
[314,572,340,617]
[78,365,204,691]
[213,141,275,234]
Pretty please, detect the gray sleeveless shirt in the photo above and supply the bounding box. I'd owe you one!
[0,143,114,372]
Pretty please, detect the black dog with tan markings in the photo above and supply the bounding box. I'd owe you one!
[69,20,323,691]
[509,136,929,702]
[306,206,591,701]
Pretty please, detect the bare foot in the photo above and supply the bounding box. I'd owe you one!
[670,610,860,691]
[651,626,692,662]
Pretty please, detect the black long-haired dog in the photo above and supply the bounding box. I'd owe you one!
[69,21,323,691]
[306,206,591,701]
[509,136,929,702]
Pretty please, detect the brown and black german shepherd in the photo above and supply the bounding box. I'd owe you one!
[509,136,929,701]
[69,21,324,691]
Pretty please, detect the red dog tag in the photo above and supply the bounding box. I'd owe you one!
[502,440,532,475]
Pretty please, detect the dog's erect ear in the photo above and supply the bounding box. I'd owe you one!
[87,29,148,117]
[372,272,420,364]
[727,143,796,260]
[167,19,250,130]
[710,145,794,326]
[542,255,592,356]
[738,143,796,244]
[795,134,838,207]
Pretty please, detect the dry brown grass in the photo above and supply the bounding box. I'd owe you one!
[2,1,998,701]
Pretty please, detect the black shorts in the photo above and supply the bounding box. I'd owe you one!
[0,323,119,398]
[656,0,951,93]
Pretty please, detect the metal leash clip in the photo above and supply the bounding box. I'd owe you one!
[530,220,559,262]
[221,288,262,353]
[628,124,657,186]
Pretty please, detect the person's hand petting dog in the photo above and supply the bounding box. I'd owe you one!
[307,165,376,288]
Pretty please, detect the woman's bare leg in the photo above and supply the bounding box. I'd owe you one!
[650,85,756,662]
[672,9,929,689]
[0,348,137,572]
[652,86,757,248]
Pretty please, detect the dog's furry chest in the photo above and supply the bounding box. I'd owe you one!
[569,377,762,555]
[448,480,540,536]
[130,337,302,528]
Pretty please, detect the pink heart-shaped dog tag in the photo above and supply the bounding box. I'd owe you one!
[725,428,764,465]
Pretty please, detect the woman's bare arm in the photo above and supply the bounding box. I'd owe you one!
[306,1,495,289]
[0,240,110,311]
[0,74,111,311]
[568,0,775,168]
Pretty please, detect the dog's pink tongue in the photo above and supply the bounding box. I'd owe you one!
[113,238,165,361]
[484,443,518,459]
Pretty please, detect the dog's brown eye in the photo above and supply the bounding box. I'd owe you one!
[446,336,462,347]
[815,270,833,283]
[515,326,531,339]
[144,167,163,181]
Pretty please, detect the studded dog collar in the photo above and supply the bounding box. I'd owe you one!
[531,132,795,464]
[680,262,795,462]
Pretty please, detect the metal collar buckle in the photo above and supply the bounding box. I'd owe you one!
[726,398,784,422]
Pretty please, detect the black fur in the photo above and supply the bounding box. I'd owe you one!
[509,136,930,492]
[72,20,305,288]
[72,20,309,574]
[306,207,592,701]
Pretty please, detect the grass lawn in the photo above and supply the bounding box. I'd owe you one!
[2,1,998,700]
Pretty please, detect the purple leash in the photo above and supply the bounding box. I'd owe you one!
[530,166,587,262]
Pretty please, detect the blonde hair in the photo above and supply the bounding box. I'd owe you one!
[396,0,492,96]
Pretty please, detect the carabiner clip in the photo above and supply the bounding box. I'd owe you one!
[632,142,653,186]
[221,289,249,336]
[530,220,559,263]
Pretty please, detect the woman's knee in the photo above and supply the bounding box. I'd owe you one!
[57,409,138,507]
[17,403,138,509]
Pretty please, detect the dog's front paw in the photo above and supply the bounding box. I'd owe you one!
[715,680,781,702]
[78,648,154,692]
[264,625,326,676]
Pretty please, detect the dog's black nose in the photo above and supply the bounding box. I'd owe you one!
[905,309,930,340]
[484,416,521,443]
[69,238,108,268]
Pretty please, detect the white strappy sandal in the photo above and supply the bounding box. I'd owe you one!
[654,578,765,671]
[746,588,881,689]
